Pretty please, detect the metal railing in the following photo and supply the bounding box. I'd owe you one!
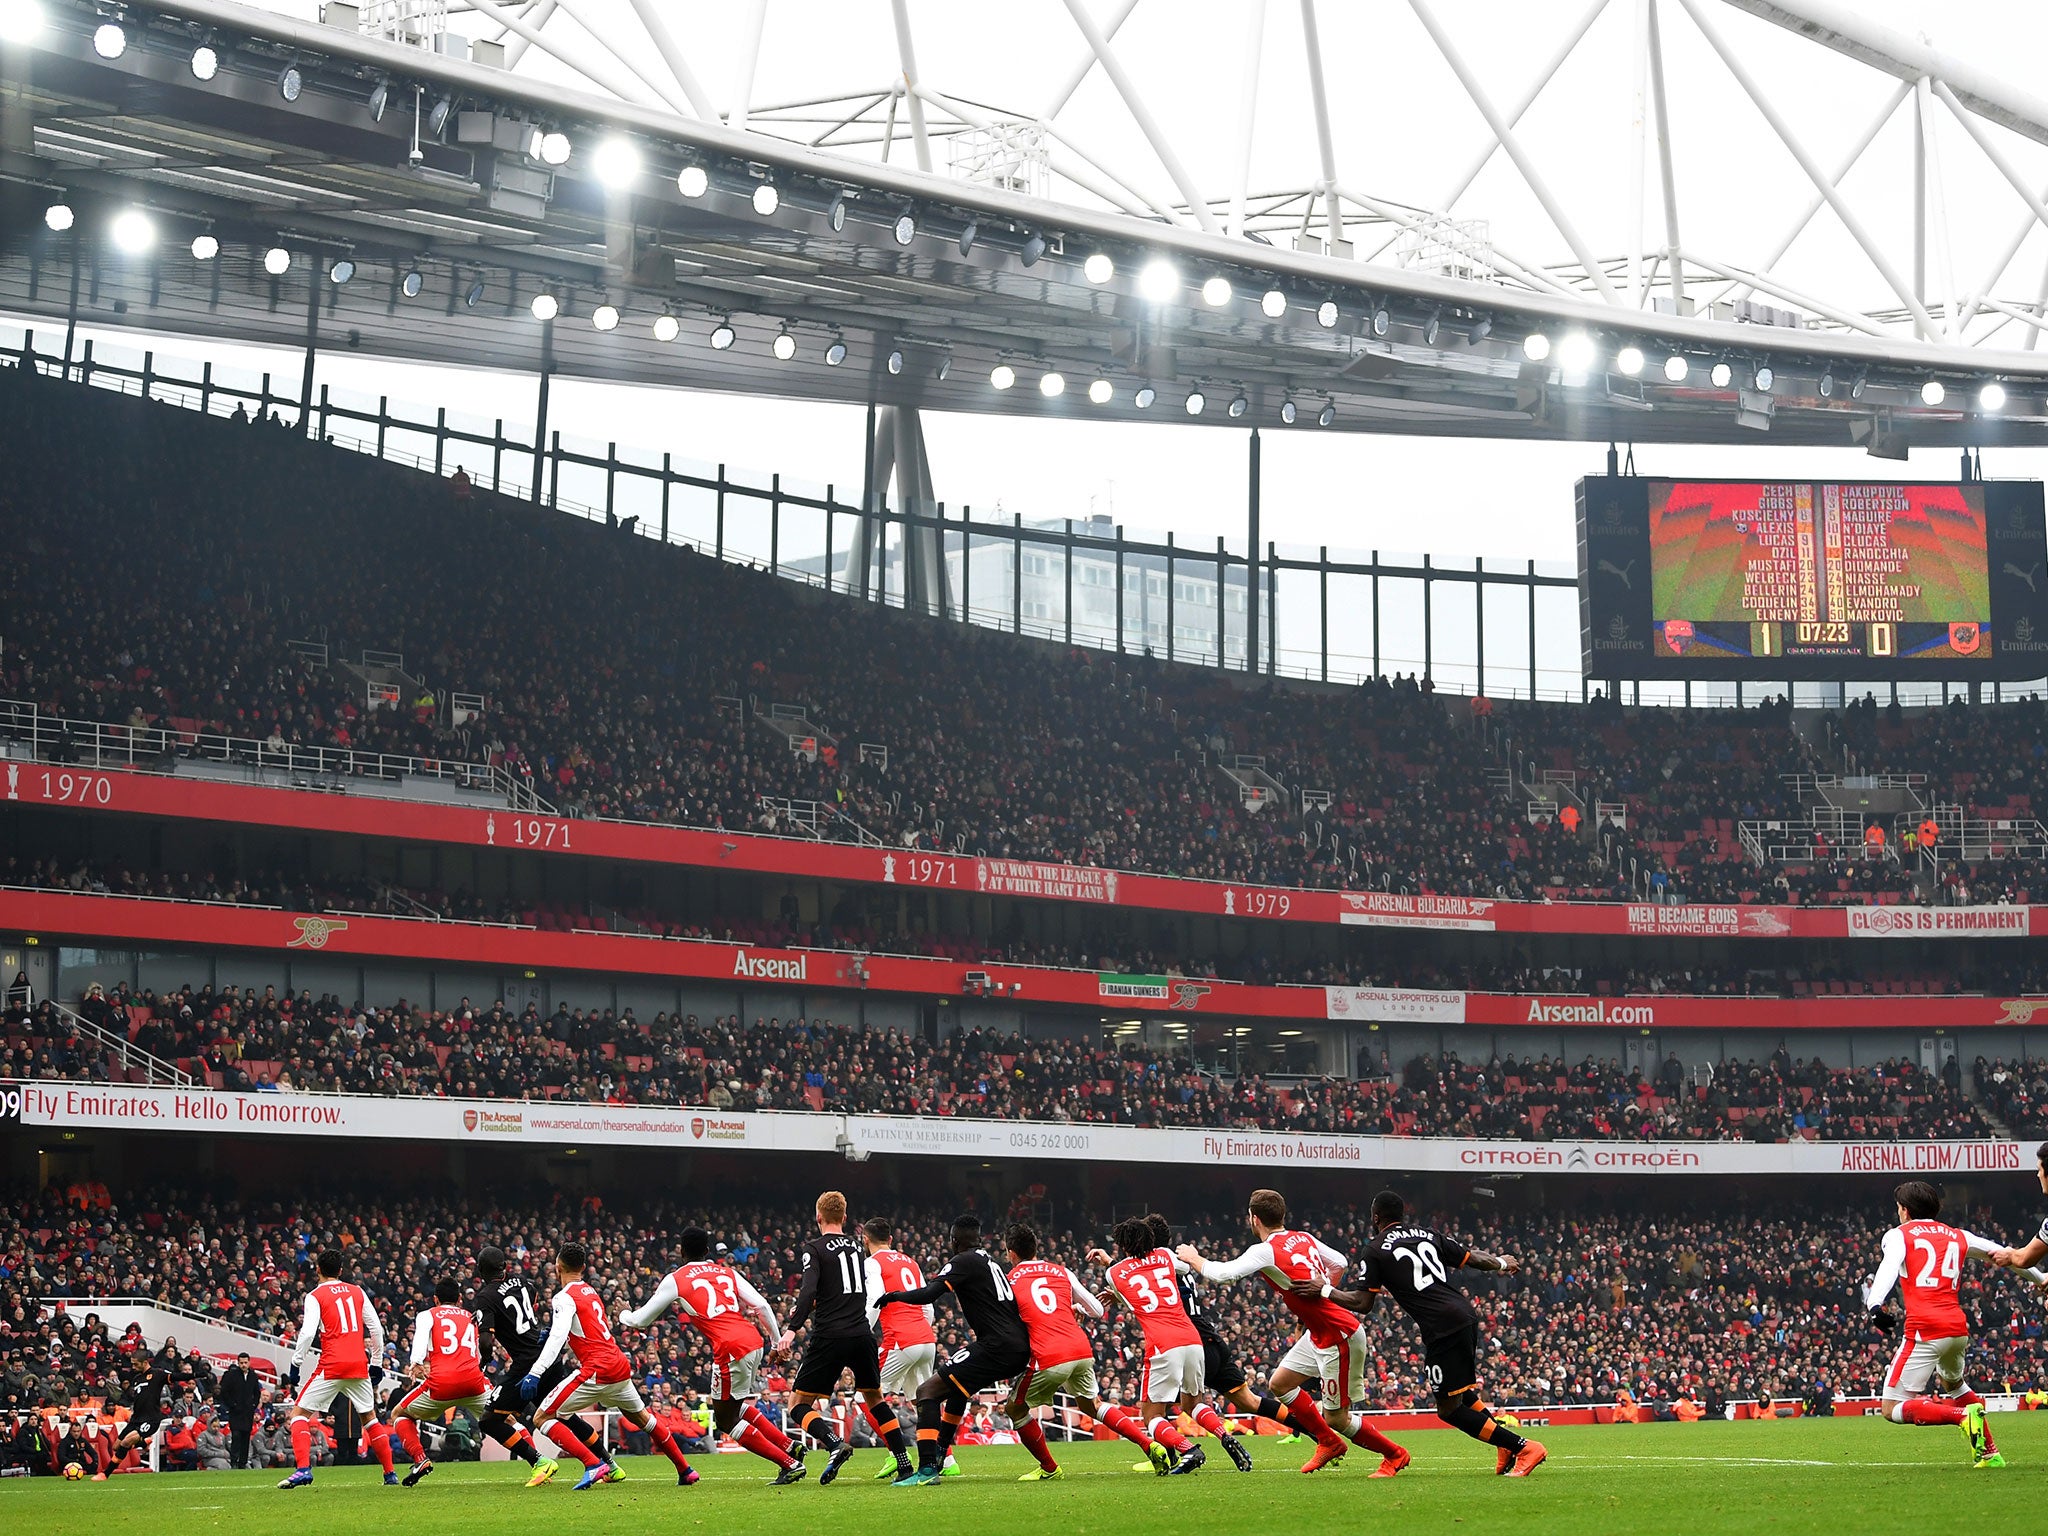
[42,1296,287,1350]
[39,998,194,1087]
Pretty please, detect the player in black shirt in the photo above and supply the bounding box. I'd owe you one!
[774,1190,912,1484]
[1311,1190,1546,1478]
[470,1245,602,1486]
[113,1369,168,1458]
[875,1212,1030,1486]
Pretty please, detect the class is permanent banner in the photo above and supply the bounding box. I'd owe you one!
[7,762,2037,941]
[0,1080,2026,1178]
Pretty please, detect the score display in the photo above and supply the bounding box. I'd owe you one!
[1579,476,2048,681]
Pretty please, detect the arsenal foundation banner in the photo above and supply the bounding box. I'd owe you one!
[2,1082,2027,1177]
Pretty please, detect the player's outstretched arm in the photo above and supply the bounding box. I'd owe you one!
[733,1272,780,1345]
[618,1274,681,1331]
[522,1292,576,1392]
[1990,1237,2048,1270]
[1463,1250,1520,1274]
[1177,1240,1275,1283]
[1291,1277,1378,1313]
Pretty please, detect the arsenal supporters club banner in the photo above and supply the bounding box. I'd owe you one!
[6,890,2048,1032]
[0,1081,2028,1177]
[7,763,2040,941]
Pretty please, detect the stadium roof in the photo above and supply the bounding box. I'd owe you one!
[6,0,2048,447]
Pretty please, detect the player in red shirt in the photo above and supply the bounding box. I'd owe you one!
[1104,1216,1210,1474]
[860,1217,956,1480]
[617,1226,803,1483]
[388,1276,496,1487]
[1866,1180,2043,1468]
[520,1243,698,1491]
[1179,1188,1408,1476]
[1003,1223,1166,1480]
[279,1248,387,1490]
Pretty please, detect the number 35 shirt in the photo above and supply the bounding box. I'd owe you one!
[1354,1225,1481,1342]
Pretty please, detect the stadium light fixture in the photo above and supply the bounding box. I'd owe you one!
[1088,377,1113,405]
[886,349,904,374]
[1084,252,1114,284]
[191,45,219,81]
[1467,315,1493,345]
[709,321,736,350]
[1201,276,1232,307]
[591,304,619,332]
[367,84,391,123]
[1261,288,1288,319]
[652,312,680,342]
[1557,331,1596,373]
[263,246,291,276]
[990,364,1016,391]
[1227,393,1249,419]
[1138,259,1179,302]
[1664,354,1689,383]
[329,258,355,285]
[824,339,847,366]
[1817,366,1836,399]
[530,293,558,321]
[192,234,220,261]
[1040,371,1066,398]
[538,131,571,166]
[1752,363,1775,393]
[399,266,420,296]
[427,96,453,137]
[279,65,304,103]
[893,211,917,245]
[1980,381,2008,411]
[593,138,641,189]
[1616,345,1645,377]
[1423,311,1441,346]
[44,202,73,231]
[1279,399,1297,425]
[957,219,978,256]
[1369,300,1391,338]
[1318,402,1336,427]
[1134,386,1157,409]
[0,0,45,44]
[1020,233,1046,267]
[676,165,708,198]
[772,328,797,361]
[1185,389,1207,416]
[935,356,951,382]
[1850,369,1868,401]
[110,209,155,255]
[464,276,486,307]
[93,22,125,57]
[826,191,847,231]
[1710,359,1733,389]
[1921,379,1946,405]
[1316,299,1339,329]
[1522,332,1552,362]
[751,181,779,216]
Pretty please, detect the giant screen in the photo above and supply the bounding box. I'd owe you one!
[1579,476,2048,681]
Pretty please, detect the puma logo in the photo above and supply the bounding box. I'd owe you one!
[1599,559,1637,590]
[2006,560,2044,594]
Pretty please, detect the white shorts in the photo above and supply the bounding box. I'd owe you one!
[1143,1344,1205,1403]
[1882,1332,1969,1402]
[296,1373,374,1415]
[1277,1326,1368,1409]
[879,1341,936,1395]
[395,1380,494,1419]
[1014,1356,1098,1409]
[539,1370,646,1421]
[712,1348,764,1402]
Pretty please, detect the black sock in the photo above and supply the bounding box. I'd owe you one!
[799,1405,841,1452]
[566,1415,599,1447]
[1255,1391,1291,1425]
[870,1405,908,1459]
[915,1397,944,1468]
[1443,1400,1524,1454]
[481,1413,539,1463]
[937,1390,968,1456]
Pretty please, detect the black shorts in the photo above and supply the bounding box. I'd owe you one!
[126,1416,163,1442]
[793,1334,882,1395]
[941,1341,1030,1396]
[1422,1323,1481,1401]
[489,1356,574,1417]
[1199,1330,1247,1395]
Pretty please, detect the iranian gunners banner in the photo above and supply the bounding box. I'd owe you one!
[1,1082,2026,1175]
[10,762,2040,941]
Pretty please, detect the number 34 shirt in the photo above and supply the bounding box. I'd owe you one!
[1353,1225,1481,1341]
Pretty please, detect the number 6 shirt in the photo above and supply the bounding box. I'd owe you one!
[1354,1224,1482,1341]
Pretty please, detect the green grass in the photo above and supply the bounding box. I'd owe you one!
[6,1418,2042,1536]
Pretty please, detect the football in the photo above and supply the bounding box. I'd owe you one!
[62,1463,85,1481]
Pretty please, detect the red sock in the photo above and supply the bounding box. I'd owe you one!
[548,1422,603,1467]
[1098,1403,1154,1450]
[1282,1390,1341,1448]
[365,1421,396,1475]
[1192,1403,1229,1437]
[1149,1416,1192,1453]
[734,1422,795,1469]
[1017,1417,1057,1473]
[1348,1418,1404,1457]
[743,1404,793,1454]
[393,1419,425,1463]
[1949,1391,1998,1450]
[290,1417,314,1472]
[649,1421,692,1474]
[1900,1397,1967,1427]
[860,1401,883,1436]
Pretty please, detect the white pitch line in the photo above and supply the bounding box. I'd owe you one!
[1555,1453,1939,1468]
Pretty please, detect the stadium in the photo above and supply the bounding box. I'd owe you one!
[6,0,2048,1529]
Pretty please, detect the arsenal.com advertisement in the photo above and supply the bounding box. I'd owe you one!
[2,1083,2027,1177]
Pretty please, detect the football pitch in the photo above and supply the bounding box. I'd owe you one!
[3,1420,2039,1536]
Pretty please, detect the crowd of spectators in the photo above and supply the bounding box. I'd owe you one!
[2,977,2001,1142]
[4,366,2043,911]
[8,1179,2048,1448]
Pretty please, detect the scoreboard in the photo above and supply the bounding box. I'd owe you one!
[1578,476,2048,681]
